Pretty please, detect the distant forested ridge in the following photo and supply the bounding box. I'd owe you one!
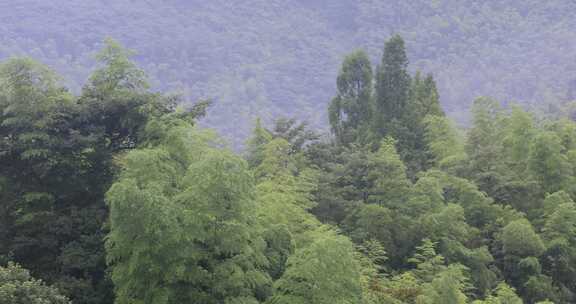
[1,0,575,146]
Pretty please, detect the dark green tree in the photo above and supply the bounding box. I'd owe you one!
[329,50,373,145]
[373,35,410,139]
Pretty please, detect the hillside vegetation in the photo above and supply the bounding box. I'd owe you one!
[2,33,576,303]
[1,0,575,145]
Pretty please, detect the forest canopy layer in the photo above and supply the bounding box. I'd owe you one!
[1,34,576,304]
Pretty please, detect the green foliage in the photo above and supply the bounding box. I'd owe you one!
[424,115,466,172]
[329,50,373,145]
[246,119,274,168]
[269,231,363,304]
[344,204,395,259]
[408,239,447,283]
[0,39,208,304]
[465,97,506,195]
[106,119,271,304]
[528,131,571,194]
[374,34,410,138]
[368,137,412,208]
[254,138,320,246]
[0,57,113,303]
[2,23,576,304]
[472,283,523,304]
[0,262,70,304]
[415,265,470,304]
[502,220,545,258]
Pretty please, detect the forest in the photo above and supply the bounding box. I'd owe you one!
[2,0,576,147]
[1,33,576,304]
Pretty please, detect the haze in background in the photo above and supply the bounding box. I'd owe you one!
[1,0,575,146]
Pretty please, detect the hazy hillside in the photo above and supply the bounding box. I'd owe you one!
[2,0,575,146]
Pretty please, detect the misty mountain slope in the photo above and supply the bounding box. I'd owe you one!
[1,0,575,146]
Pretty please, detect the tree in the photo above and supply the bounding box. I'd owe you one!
[501,106,536,176]
[254,138,320,246]
[329,50,373,145]
[344,204,396,259]
[268,231,363,304]
[500,219,546,293]
[0,262,70,304]
[368,137,412,209]
[0,57,113,303]
[370,36,445,176]
[465,97,506,197]
[106,121,271,304]
[473,283,523,304]
[408,239,447,283]
[528,131,570,194]
[246,118,273,168]
[269,118,319,156]
[373,35,410,139]
[423,115,466,172]
[80,38,174,152]
[415,265,470,304]
[403,72,445,174]
[502,219,545,259]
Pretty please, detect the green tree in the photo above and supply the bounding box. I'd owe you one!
[254,138,320,246]
[528,131,570,194]
[415,265,470,304]
[423,115,466,172]
[465,97,506,197]
[329,50,373,145]
[502,219,545,259]
[0,262,70,304]
[269,231,363,304]
[368,137,412,209]
[373,35,410,139]
[246,118,273,168]
[0,57,113,303]
[403,72,445,174]
[502,106,536,175]
[106,121,271,304]
[408,239,447,283]
[473,283,523,304]
[344,204,396,260]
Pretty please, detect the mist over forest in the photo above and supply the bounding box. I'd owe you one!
[2,0,575,145]
[1,1,576,304]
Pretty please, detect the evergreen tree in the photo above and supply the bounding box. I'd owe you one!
[373,35,410,138]
[329,50,373,145]
[246,118,273,168]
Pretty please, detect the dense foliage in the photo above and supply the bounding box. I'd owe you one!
[0,263,70,304]
[1,34,576,304]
